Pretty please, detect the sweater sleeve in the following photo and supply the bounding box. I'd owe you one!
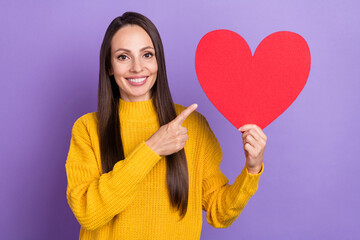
[65,116,161,231]
[200,117,264,228]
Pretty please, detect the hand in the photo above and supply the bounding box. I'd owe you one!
[145,104,198,156]
[238,124,267,174]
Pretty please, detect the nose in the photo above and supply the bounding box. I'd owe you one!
[130,57,143,73]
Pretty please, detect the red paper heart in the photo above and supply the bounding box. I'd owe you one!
[195,30,311,129]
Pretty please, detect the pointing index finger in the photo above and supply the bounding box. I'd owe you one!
[173,104,198,126]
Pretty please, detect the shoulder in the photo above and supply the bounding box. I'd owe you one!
[71,112,98,133]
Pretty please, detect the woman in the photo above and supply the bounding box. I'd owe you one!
[66,12,266,239]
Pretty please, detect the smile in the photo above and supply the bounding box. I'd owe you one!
[126,76,148,86]
[126,77,147,83]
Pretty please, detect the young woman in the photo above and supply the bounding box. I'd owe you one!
[65,12,266,239]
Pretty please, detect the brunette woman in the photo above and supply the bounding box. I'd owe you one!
[65,11,266,240]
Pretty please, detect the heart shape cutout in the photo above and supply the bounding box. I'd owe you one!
[195,30,311,129]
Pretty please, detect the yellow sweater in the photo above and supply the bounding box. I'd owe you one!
[65,98,263,239]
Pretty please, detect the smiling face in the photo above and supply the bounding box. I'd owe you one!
[109,24,158,102]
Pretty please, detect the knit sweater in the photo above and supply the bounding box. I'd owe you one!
[65,98,263,240]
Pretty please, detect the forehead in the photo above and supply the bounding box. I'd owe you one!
[111,24,154,51]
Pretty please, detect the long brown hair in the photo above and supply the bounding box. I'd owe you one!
[97,12,188,219]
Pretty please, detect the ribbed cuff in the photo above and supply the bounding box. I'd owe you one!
[246,163,264,176]
[125,141,161,177]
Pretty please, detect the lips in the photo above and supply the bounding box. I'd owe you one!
[126,76,148,86]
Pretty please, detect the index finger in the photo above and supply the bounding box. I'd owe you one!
[173,104,198,126]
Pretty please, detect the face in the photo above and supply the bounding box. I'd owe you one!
[109,24,158,102]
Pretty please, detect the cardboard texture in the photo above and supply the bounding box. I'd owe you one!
[195,30,311,129]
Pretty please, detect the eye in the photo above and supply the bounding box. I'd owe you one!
[144,52,154,58]
[117,54,129,60]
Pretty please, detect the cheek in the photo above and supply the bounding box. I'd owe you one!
[150,62,158,75]
[112,63,128,78]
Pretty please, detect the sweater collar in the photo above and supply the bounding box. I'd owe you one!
[118,98,157,120]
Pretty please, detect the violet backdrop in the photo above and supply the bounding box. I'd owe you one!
[1,0,359,239]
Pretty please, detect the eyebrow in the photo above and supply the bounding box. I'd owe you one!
[113,46,155,54]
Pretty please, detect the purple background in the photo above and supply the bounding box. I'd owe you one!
[1,0,359,239]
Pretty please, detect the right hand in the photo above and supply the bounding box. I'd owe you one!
[145,104,198,156]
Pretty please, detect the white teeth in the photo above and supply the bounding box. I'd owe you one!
[127,77,147,83]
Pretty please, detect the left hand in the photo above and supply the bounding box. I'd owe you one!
[238,124,267,174]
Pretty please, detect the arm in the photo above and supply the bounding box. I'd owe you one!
[65,116,161,230]
[201,118,263,228]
